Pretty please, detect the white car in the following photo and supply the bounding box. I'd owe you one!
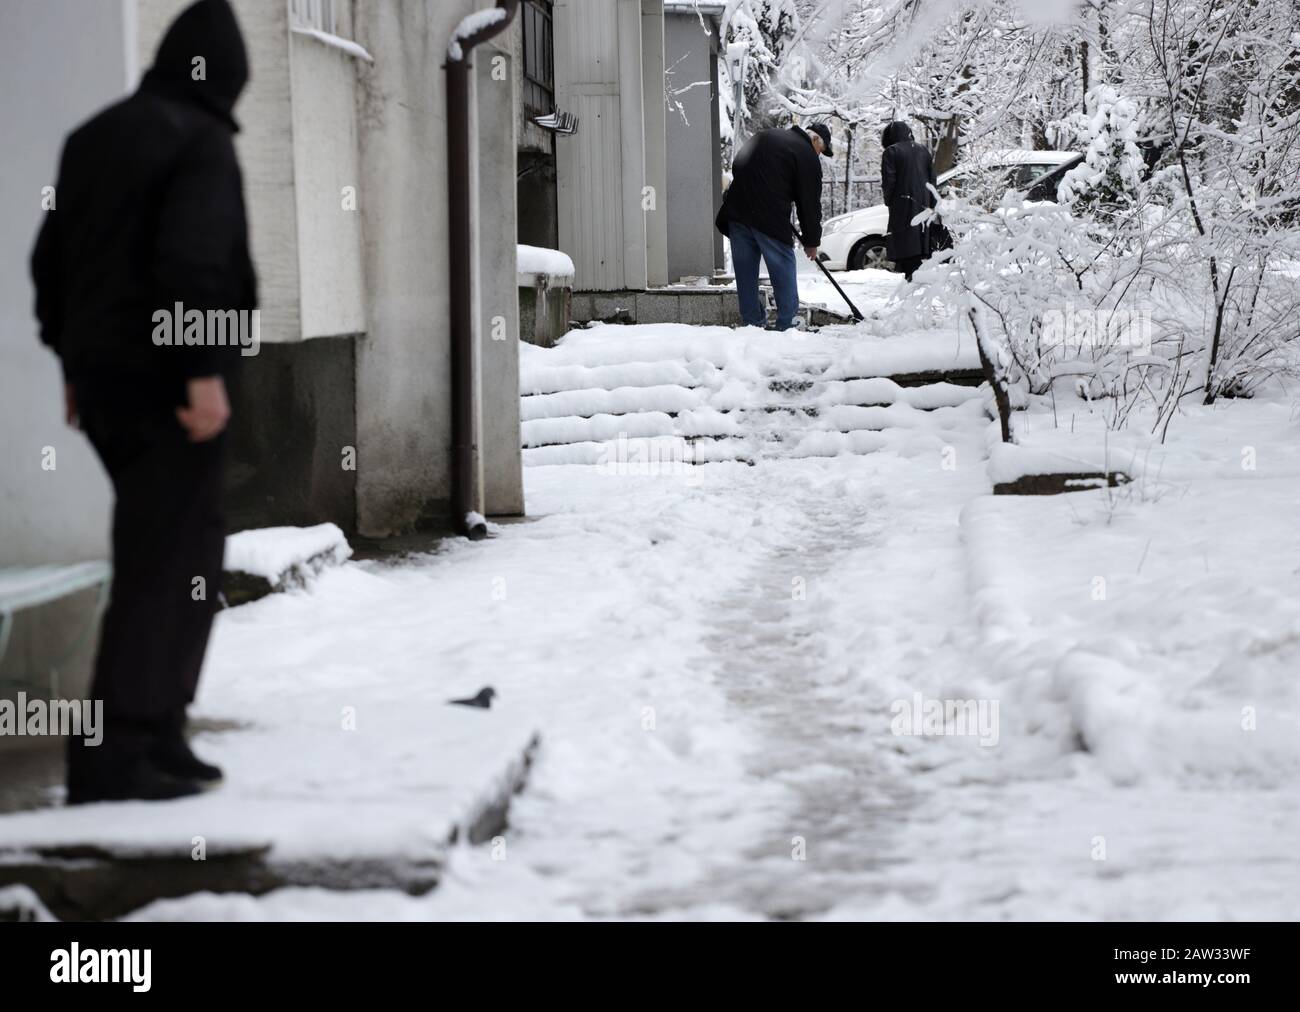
[818,149,1084,272]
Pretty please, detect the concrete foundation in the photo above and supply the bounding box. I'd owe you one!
[225,337,358,535]
[519,280,573,348]
[568,287,853,328]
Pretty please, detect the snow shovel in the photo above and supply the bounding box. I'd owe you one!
[795,230,865,322]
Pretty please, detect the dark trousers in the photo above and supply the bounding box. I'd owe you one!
[76,386,226,739]
[897,256,924,281]
[729,221,800,329]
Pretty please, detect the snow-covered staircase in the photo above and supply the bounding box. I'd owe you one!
[520,323,990,467]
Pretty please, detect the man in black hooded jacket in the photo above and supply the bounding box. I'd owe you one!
[880,121,938,281]
[31,0,256,803]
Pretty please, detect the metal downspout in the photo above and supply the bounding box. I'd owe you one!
[446,0,520,539]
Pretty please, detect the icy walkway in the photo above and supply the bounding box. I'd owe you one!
[7,307,1299,920]
[134,370,1300,921]
[131,386,1300,921]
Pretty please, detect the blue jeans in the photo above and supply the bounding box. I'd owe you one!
[730,222,799,329]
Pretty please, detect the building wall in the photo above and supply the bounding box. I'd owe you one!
[514,13,559,252]
[642,1,670,286]
[4,0,523,550]
[140,0,363,535]
[517,152,560,250]
[139,0,303,343]
[640,1,668,287]
[352,0,522,534]
[476,53,526,516]
[709,37,724,273]
[664,11,722,282]
[614,0,649,290]
[224,337,356,533]
[0,0,129,567]
[0,0,134,714]
[555,0,651,292]
[353,1,455,533]
[555,0,625,291]
[290,15,366,340]
[513,10,555,154]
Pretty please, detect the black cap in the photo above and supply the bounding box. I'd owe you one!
[807,122,834,158]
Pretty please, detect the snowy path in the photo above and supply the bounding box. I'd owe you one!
[131,419,1300,921]
[490,453,996,920]
[139,437,1008,920]
[125,315,1300,921]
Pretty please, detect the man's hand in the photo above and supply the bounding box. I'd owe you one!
[64,383,78,428]
[176,376,230,442]
[803,245,819,262]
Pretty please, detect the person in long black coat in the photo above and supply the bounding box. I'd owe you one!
[30,0,256,804]
[880,121,938,281]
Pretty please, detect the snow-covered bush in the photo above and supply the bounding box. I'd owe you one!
[878,0,1300,432]
[1054,84,1147,226]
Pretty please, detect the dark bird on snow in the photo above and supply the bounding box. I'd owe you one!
[448,687,496,709]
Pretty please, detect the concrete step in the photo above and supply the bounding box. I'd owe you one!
[0,711,540,921]
[519,329,989,464]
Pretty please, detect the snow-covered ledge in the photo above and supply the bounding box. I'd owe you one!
[516,244,575,289]
[223,523,352,605]
[291,25,374,62]
[517,245,574,347]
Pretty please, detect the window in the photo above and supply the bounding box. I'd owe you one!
[1010,163,1057,189]
[1027,157,1085,202]
[522,0,554,116]
[290,0,338,36]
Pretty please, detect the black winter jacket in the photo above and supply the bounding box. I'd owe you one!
[880,122,938,262]
[716,126,823,247]
[31,0,257,392]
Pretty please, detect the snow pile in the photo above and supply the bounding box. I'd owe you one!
[518,322,986,466]
[794,264,900,315]
[986,440,1138,486]
[965,395,1300,788]
[995,385,1300,484]
[447,7,508,61]
[8,271,1296,919]
[517,245,575,278]
[523,321,978,377]
[223,523,351,584]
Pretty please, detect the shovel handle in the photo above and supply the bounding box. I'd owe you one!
[795,230,865,322]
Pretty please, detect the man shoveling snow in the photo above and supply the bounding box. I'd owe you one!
[715,123,832,331]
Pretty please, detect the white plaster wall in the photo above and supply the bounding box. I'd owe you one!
[138,0,302,343]
[352,0,480,534]
[476,47,525,516]
[0,0,129,565]
[12,0,527,544]
[290,17,366,339]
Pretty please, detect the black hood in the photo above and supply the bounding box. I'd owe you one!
[141,0,249,131]
[881,121,913,148]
